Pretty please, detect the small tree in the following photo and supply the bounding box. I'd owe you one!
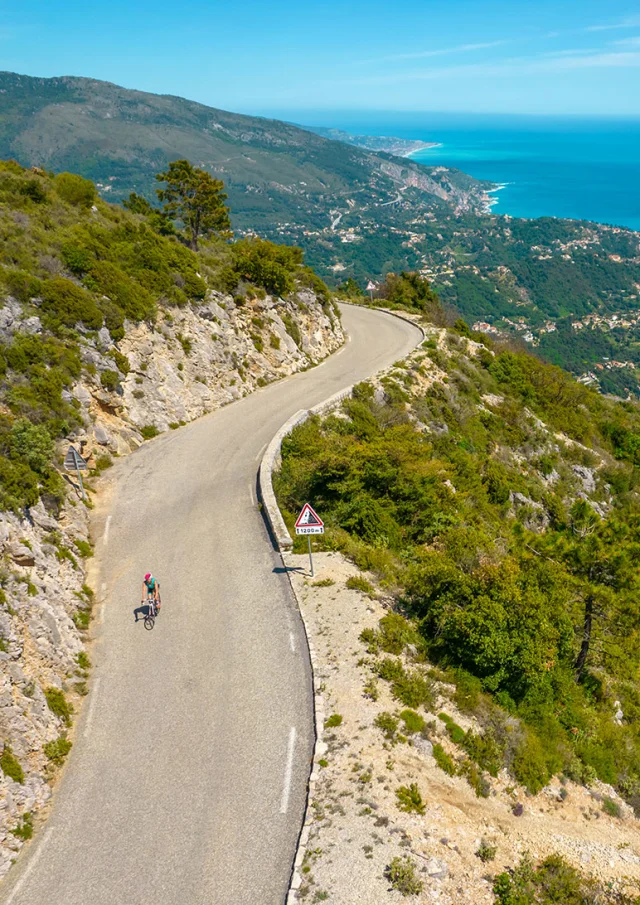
[156,160,231,251]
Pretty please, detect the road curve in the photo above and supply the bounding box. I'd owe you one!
[0,304,422,905]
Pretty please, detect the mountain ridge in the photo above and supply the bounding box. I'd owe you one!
[0,71,490,233]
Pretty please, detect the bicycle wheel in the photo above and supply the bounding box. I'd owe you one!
[144,614,155,631]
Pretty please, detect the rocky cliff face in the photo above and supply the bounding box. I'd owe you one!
[0,499,91,876]
[0,288,342,876]
[75,289,342,454]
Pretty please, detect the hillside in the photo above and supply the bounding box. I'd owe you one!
[4,72,640,397]
[0,72,490,234]
[0,158,343,875]
[275,311,640,903]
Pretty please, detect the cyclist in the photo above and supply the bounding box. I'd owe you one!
[141,572,161,613]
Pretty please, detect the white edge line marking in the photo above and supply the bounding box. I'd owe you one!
[279,727,297,814]
[6,826,53,904]
[99,601,106,623]
[103,515,112,545]
[289,631,296,653]
[249,484,256,506]
[101,581,107,596]
[255,442,267,462]
[84,677,101,739]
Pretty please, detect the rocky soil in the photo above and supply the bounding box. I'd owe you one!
[285,552,640,904]
[0,289,343,878]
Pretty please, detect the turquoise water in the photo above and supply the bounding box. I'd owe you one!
[280,112,640,231]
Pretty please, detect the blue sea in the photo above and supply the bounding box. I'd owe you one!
[272,111,640,231]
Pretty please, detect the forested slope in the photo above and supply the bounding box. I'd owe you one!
[276,298,640,809]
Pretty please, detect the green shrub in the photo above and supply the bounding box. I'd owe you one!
[11,812,33,840]
[400,709,426,734]
[395,782,426,814]
[100,369,121,392]
[4,269,42,303]
[602,797,621,818]
[61,243,94,275]
[460,758,491,798]
[140,425,159,440]
[76,651,91,670]
[44,687,73,726]
[74,539,93,558]
[0,747,24,784]
[439,713,466,746]
[73,609,91,630]
[512,731,550,794]
[20,178,48,204]
[270,333,281,350]
[433,743,456,775]
[88,261,155,321]
[384,856,423,896]
[54,172,96,208]
[324,713,343,728]
[282,313,302,347]
[9,419,53,474]
[474,840,496,864]
[374,712,399,742]
[391,669,433,710]
[376,613,418,655]
[43,735,72,765]
[40,277,103,330]
[492,853,613,905]
[109,350,130,375]
[183,271,207,299]
[231,237,303,296]
[346,574,375,597]
[94,453,113,471]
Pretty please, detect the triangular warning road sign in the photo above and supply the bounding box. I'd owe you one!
[295,503,324,534]
[64,445,87,471]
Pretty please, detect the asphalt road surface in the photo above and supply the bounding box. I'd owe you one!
[0,304,422,905]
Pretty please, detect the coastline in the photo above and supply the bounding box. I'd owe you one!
[404,141,442,158]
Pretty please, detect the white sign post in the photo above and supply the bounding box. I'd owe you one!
[64,445,88,501]
[295,503,324,577]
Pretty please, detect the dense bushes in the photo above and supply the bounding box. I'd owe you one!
[375,271,445,323]
[276,328,640,798]
[492,854,637,905]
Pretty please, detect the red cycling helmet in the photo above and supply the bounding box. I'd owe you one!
[144,573,151,581]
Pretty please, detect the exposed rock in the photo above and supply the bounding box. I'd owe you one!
[573,465,597,494]
[509,492,550,532]
[426,858,449,880]
[8,542,36,566]
[0,286,343,880]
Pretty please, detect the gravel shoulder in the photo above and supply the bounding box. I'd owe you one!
[285,551,640,904]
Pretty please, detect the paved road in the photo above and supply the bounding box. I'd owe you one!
[0,305,422,905]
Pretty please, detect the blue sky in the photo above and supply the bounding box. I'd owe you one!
[3,0,640,115]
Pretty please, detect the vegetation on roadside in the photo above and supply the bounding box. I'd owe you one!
[275,291,640,805]
[493,853,640,905]
[0,159,333,515]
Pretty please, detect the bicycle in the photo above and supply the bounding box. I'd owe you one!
[143,594,161,631]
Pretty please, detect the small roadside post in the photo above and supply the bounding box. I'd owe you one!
[64,445,88,501]
[366,280,377,303]
[295,503,324,577]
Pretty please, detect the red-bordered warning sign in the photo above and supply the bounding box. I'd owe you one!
[295,503,324,535]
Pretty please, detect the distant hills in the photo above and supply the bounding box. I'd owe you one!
[0,72,489,235]
[3,71,640,398]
